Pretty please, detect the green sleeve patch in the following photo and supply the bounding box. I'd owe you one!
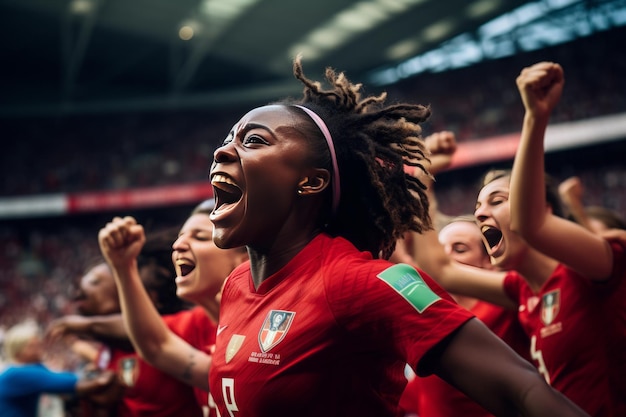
[377,263,441,313]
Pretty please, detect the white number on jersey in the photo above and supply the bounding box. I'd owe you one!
[222,378,239,417]
[530,335,551,384]
[208,379,239,417]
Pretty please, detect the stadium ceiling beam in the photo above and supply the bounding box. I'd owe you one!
[170,37,214,94]
[62,0,103,98]
[170,0,261,94]
[0,79,302,117]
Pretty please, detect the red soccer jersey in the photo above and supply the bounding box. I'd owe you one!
[209,234,474,417]
[96,312,207,417]
[165,306,216,409]
[503,242,626,417]
[399,301,529,417]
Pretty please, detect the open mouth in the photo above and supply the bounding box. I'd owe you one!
[175,260,195,276]
[481,225,503,249]
[211,174,243,210]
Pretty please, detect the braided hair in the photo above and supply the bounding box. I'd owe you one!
[279,55,433,259]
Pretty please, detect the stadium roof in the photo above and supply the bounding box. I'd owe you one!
[1,0,623,116]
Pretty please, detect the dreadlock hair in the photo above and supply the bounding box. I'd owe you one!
[479,169,565,218]
[277,55,432,259]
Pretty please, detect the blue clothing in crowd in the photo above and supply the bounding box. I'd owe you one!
[0,363,77,417]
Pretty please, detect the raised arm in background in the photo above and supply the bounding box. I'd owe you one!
[510,62,614,280]
[98,217,211,391]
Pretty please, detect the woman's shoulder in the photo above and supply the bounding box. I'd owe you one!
[318,234,375,262]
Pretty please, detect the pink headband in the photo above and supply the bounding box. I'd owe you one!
[294,105,340,215]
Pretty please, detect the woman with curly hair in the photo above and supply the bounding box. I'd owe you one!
[101,56,588,417]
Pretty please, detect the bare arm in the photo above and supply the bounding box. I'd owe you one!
[510,62,613,280]
[410,227,515,309]
[558,176,593,231]
[98,216,211,391]
[599,228,626,246]
[431,318,589,416]
[47,314,128,341]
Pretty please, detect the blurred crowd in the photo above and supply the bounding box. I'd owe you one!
[388,27,626,142]
[0,225,95,327]
[1,111,228,197]
[1,27,625,199]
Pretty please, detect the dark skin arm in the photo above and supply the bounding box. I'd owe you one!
[47,314,135,353]
[47,314,128,341]
[430,318,588,416]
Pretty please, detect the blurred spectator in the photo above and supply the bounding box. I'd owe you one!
[0,319,114,417]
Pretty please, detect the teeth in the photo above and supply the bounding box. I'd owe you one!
[481,225,490,233]
[176,259,193,267]
[212,174,236,186]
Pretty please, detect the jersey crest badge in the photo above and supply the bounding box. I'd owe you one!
[377,263,441,313]
[225,335,246,363]
[258,310,295,352]
[118,356,139,387]
[541,289,560,325]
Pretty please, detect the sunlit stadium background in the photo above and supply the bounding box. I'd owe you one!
[1,0,624,327]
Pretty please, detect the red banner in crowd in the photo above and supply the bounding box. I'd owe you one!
[67,182,214,213]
